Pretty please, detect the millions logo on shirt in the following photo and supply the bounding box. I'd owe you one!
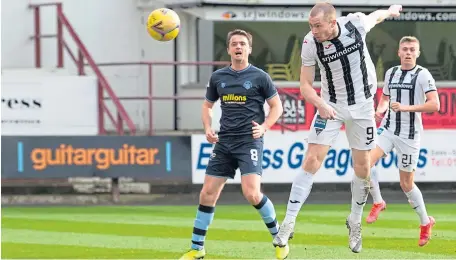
[222,94,247,104]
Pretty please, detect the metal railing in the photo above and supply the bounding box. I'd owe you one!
[28,3,304,135]
[93,61,304,135]
[29,2,136,135]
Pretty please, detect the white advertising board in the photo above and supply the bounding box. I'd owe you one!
[192,7,326,22]
[192,130,456,184]
[202,0,453,6]
[1,75,98,135]
[177,6,343,22]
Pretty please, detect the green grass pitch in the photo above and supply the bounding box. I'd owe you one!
[2,203,455,259]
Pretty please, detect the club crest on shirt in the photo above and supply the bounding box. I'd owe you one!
[347,29,356,39]
[393,73,401,80]
[243,81,252,90]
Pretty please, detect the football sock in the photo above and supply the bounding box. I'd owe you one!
[405,185,430,225]
[369,166,384,204]
[284,169,314,223]
[254,195,279,237]
[350,174,370,224]
[191,204,215,250]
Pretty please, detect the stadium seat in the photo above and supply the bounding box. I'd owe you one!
[266,35,301,81]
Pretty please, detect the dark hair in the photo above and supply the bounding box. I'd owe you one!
[226,29,253,47]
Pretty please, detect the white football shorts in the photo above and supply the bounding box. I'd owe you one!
[307,101,376,151]
[376,127,420,172]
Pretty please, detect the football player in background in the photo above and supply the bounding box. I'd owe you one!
[366,36,438,247]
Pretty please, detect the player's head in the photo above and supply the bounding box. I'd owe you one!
[309,2,338,42]
[398,36,420,67]
[226,29,252,63]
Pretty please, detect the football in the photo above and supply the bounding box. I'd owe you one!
[146,8,180,42]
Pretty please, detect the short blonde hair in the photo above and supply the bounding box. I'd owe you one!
[310,2,337,21]
[399,36,420,46]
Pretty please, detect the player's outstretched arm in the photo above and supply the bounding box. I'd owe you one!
[351,5,402,33]
[367,5,402,25]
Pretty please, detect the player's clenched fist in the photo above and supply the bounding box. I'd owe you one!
[390,102,408,112]
[205,128,219,143]
[317,103,336,120]
[388,5,402,17]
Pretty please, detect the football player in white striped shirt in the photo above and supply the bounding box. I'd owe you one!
[366,36,438,247]
[273,2,403,255]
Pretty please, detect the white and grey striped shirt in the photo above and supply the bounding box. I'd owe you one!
[301,12,377,108]
[381,65,437,139]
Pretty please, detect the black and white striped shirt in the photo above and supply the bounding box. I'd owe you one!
[301,12,377,108]
[381,65,437,139]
